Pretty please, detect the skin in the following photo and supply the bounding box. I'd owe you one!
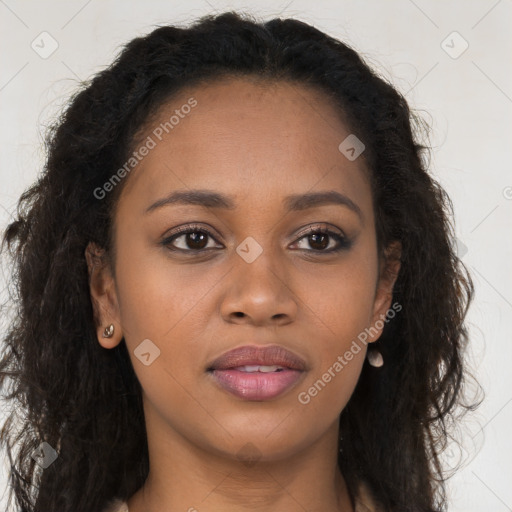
[86,76,401,512]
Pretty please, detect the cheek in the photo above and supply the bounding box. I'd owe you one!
[297,349,365,423]
[113,238,220,342]
[293,271,372,424]
[296,254,378,344]
[113,240,226,394]
[113,250,211,431]
[292,254,377,411]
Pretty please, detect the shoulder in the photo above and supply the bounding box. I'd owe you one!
[101,498,129,512]
[354,479,385,512]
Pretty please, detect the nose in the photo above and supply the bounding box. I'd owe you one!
[220,248,298,327]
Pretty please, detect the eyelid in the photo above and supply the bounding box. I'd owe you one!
[164,223,220,239]
[294,222,346,239]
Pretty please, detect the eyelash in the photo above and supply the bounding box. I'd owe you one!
[160,223,352,255]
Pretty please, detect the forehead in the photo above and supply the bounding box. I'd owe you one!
[117,76,373,219]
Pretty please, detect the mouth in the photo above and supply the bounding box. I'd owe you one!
[206,345,307,401]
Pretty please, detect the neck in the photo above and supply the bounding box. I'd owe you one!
[127,407,354,512]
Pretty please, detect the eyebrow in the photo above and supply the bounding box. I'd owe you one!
[145,189,363,220]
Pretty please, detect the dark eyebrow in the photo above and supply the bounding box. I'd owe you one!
[283,191,363,221]
[145,190,236,213]
[145,189,363,221]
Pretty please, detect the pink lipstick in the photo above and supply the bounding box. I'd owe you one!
[207,345,307,401]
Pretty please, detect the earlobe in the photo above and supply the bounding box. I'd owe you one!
[85,242,123,349]
[368,240,402,343]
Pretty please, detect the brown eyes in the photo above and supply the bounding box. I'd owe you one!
[161,223,352,255]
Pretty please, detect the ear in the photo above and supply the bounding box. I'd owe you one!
[85,241,123,349]
[367,240,402,343]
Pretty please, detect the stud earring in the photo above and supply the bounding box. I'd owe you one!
[102,323,115,338]
[367,348,384,367]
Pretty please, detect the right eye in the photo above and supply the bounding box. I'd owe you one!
[161,224,223,253]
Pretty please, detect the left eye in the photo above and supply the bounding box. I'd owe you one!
[293,227,349,252]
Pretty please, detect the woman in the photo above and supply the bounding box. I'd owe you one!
[0,11,478,512]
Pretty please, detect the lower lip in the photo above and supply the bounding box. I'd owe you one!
[208,368,304,400]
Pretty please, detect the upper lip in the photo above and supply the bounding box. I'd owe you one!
[207,345,307,371]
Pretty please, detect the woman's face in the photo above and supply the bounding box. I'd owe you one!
[87,77,399,463]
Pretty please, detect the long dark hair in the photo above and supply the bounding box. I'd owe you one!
[0,11,480,512]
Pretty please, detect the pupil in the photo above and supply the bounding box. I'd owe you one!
[310,233,328,250]
[188,232,207,249]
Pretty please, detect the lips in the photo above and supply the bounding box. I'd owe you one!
[207,345,307,401]
[207,345,307,372]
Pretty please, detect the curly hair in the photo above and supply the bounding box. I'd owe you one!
[0,10,479,512]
